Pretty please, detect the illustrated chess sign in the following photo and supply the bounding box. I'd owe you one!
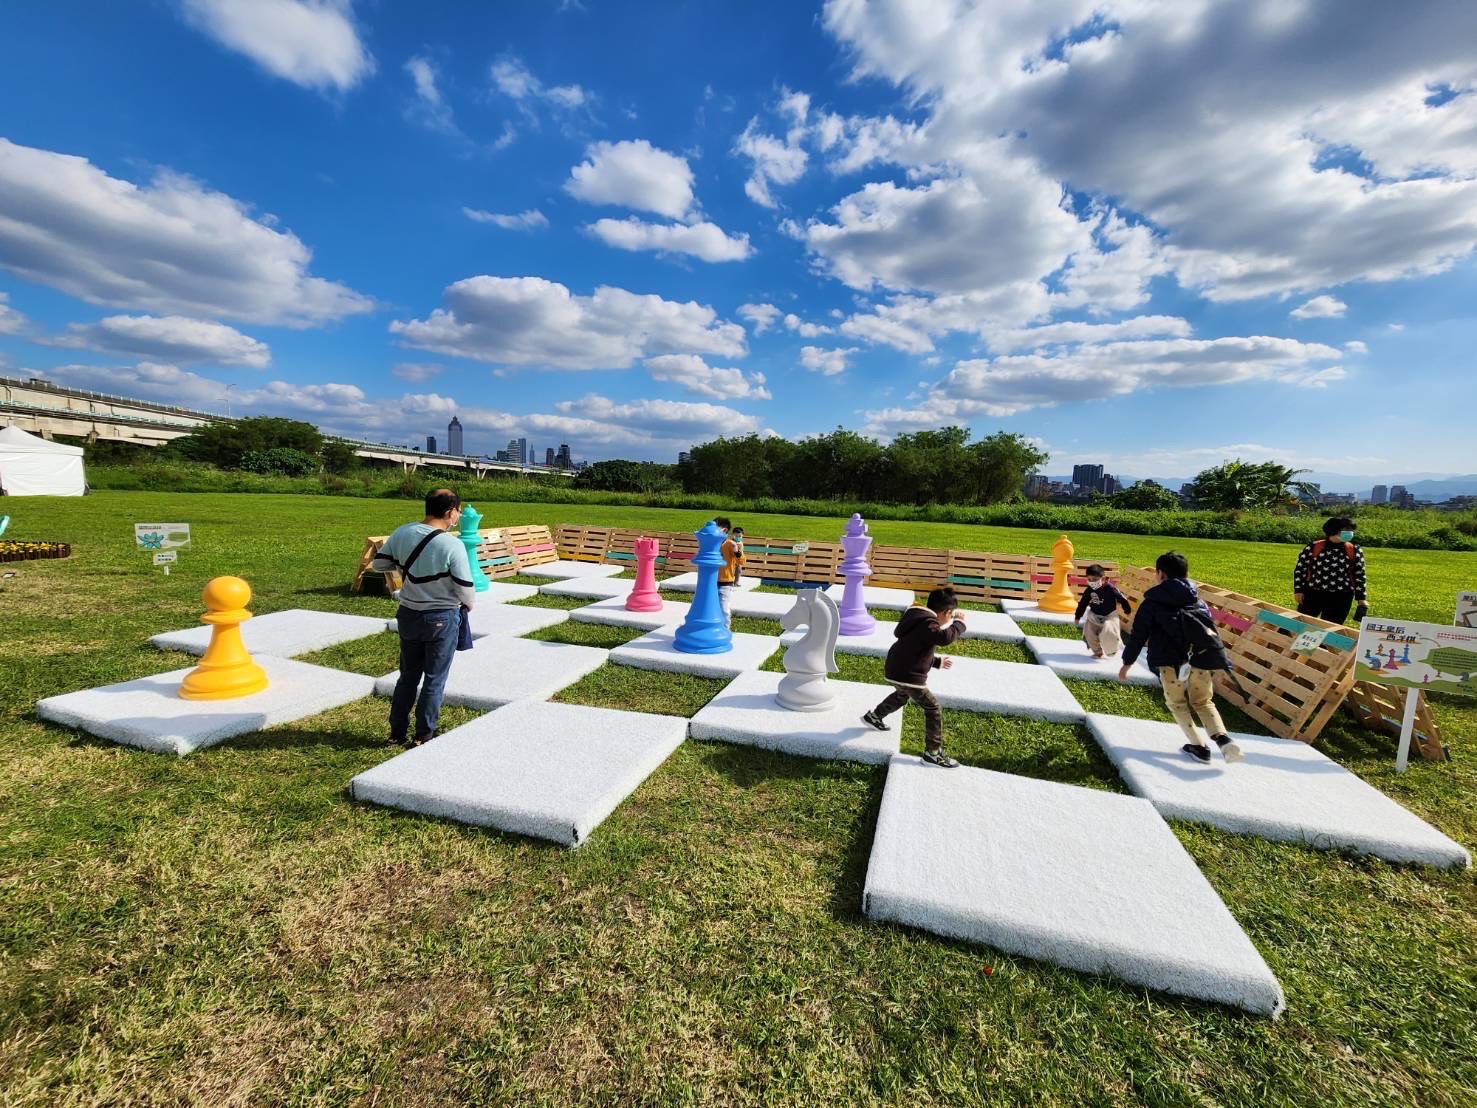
[135,523,192,551]
[1355,618,1477,698]
[1457,592,1477,629]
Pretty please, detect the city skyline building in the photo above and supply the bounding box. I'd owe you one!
[546,447,556,466]
[1072,463,1105,488]
[447,416,463,456]
[426,434,437,454]
[1370,484,1389,504]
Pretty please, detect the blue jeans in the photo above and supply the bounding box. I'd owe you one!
[390,606,460,740]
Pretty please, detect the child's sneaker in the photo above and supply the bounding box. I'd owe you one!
[921,750,960,768]
[1181,743,1212,764]
[1211,734,1243,762]
[861,710,890,731]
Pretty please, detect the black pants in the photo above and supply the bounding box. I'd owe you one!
[1297,589,1355,624]
[875,683,943,752]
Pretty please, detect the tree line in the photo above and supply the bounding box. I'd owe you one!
[579,427,1050,506]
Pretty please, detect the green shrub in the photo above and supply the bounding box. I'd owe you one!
[238,447,319,476]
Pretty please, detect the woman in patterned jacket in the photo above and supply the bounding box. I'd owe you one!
[1293,516,1369,624]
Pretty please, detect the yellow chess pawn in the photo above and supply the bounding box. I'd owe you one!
[1039,533,1078,613]
[179,576,270,700]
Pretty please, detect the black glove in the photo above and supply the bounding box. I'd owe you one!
[1353,602,1369,623]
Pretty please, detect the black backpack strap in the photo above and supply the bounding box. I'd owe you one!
[401,528,444,574]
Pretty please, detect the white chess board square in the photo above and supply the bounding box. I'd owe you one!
[864,757,1286,1016]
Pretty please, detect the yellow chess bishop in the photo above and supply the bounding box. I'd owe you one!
[179,576,270,700]
[1039,533,1078,613]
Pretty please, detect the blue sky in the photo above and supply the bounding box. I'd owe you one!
[1,0,1474,482]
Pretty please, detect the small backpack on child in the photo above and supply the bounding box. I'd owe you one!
[1174,605,1232,671]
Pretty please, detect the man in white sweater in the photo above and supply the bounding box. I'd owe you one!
[371,489,476,746]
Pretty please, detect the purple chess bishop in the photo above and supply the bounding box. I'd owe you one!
[837,513,876,636]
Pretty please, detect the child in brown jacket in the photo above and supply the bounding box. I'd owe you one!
[862,587,967,767]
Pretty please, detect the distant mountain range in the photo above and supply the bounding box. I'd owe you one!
[1050,474,1477,499]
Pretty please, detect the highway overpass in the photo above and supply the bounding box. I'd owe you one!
[0,375,571,477]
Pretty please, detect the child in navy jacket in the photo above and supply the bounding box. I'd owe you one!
[1074,564,1132,657]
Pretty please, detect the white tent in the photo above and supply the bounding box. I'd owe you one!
[0,425,86,496]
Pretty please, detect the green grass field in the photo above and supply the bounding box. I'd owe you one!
[2,491,1475,1106]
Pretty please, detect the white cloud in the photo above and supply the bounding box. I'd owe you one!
[643,354,770,400]
[783,313,833,337]
[983,315,1193,354]
[389,275,747,369]
[0,292,27,335]
[1289,295,1348,320]
[390,362,442,382]
[800,345,858,376]
[0,138,372,327]
[1343,340,1368,354]
[1388,322,1405,331]
[839,286,1051,355]
[463,207,549,231]
[48,315,271,368]
[863,335,1345,433]
[489,122,518,151]
[738,302,781,334]
[1051,212,1169,315]
[550,394,760,443]
[804,169,1089,296]
[586,217,752,262]
[823,0,1477,301]
[490,57,588,110]
[565,140,695,220]
[734,119,809,208]
[404,54,458,135]
[179,0,372,92]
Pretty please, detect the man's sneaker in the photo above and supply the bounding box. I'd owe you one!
[861,710,890,731]
[386,733,407,749]
[1211,734,1243,762]
[1181,742,1212,764]
[410,732,435,748]
[921,749,960,768]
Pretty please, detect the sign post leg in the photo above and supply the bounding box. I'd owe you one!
[1395,686,1420,773]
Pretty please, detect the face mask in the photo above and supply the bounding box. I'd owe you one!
[1339,530,1355,542]
[1087,579,1103,590]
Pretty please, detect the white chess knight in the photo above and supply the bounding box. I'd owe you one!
[776,589,840,711]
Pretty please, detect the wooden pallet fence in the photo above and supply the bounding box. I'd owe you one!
[352,535,394,593]
[1117,566,1358,745]
[474,529,520,580]
[353,528,523,592]
[553,524,613,564]
[503,524,558,569]
[741,537,841,583]
[552,524,1120,602]
[1342,681,1445,761]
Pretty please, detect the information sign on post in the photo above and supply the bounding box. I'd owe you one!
[152,551,178,576]
[135,523,192,551]
[1355,617,1477,770]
